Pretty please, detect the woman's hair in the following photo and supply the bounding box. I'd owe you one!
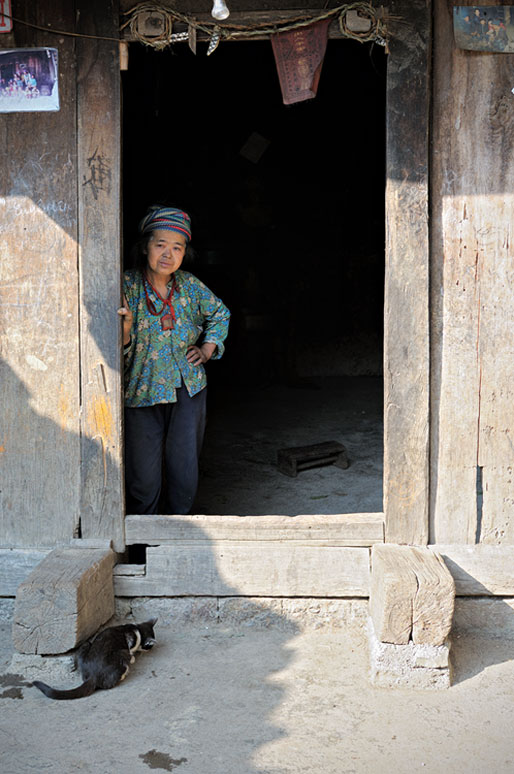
[129,231,196,272]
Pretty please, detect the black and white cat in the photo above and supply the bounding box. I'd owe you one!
[32,618,157,700]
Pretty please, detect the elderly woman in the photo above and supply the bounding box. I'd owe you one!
[118,206,230,515]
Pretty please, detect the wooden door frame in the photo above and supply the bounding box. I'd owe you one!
[114,1,431,549]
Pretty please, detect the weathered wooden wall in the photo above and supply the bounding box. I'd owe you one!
[431,0,514,544]
[0,0,433,554]
[0,1,124,550]
[5,0,514,560]
[0,2,81,547]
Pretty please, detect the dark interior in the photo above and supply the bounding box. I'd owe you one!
[122,37,386,515]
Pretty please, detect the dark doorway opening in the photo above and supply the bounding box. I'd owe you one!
[122,38,386,516]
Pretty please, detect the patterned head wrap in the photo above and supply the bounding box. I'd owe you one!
[139,205,192,242]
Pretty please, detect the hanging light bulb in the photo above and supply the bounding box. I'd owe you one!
[211,0,230,21]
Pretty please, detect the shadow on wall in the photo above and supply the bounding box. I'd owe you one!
[0,355,81,546]
[0,355,118,547]
[0,163,123,546]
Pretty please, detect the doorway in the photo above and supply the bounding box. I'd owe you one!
[122,38,386,517]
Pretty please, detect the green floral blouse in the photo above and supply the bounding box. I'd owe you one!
[123,269,230,408]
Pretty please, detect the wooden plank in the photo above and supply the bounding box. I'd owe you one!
[0,1,81,547]
[114,544,370,597]
[383,0,430,544]
[475,74,514,544]
[124,513,384,546]
[434,544,514,596]
[13,547,115,654]
[430,0,485,542]
[69,538,113,549]
[370,545,455,645]
[480,465,514,544]
[0,549,50,596]
[76,0,124,551]
[114,563,145,576]
[431,0,514,543]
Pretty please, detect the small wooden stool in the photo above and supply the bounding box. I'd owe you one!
[277,441,349,477]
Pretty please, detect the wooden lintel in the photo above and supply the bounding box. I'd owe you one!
[121,8,382,42]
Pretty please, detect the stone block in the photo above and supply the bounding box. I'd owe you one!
[368,618,452,689]
[114,596,370,632]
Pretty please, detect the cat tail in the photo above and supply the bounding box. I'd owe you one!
[32,677,96,700]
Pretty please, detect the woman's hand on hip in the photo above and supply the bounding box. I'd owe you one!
[186,342,216,366]
[117,295,133,345]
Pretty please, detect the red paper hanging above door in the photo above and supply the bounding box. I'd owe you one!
[0,0,13,33]
[271,19,330,105]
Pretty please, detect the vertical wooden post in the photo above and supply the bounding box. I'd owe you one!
[76,0,124,551]
[384,0,431,544]
[430,0,478,543]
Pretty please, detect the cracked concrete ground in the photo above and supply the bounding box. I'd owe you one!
[1,614,514,774]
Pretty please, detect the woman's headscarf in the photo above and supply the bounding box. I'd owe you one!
[139,205,191,242]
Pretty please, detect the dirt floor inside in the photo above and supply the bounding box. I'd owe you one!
[193,375,383,515]
[2,614,514,774]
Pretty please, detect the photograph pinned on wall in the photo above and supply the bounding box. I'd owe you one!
[0,48,59,112]
[454,6,514,52]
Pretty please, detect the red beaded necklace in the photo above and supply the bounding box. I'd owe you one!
[143,272,177,330]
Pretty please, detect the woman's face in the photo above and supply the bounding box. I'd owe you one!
[145,229,187,280]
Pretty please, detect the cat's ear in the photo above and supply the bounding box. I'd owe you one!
[148,617,158,626]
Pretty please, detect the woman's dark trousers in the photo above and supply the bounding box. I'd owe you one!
[124,386,207,514]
